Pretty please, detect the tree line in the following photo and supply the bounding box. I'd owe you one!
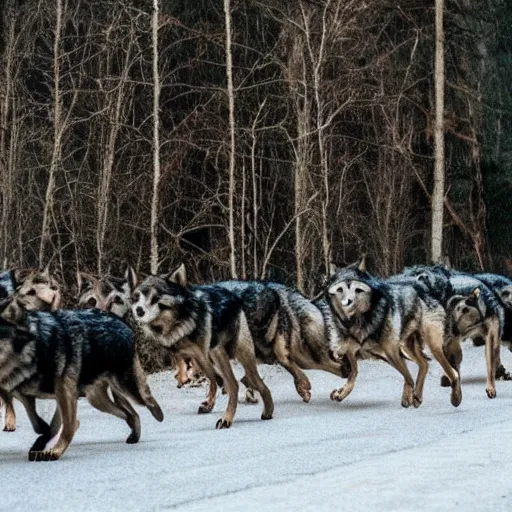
[0,0,511,295]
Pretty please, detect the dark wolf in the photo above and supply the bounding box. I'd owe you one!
[215,280,350,403]
[131,265,274,429]
[325,258,461,408]
[76,269,196,388]
[473,272,512,379]
[0,268,63,432]
[399,265,502,399]
[0,308,163,461]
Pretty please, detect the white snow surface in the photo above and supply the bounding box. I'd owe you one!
[2,347,512,511]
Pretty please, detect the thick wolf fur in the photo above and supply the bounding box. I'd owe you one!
[0,268,64,433]
[0,309,163,461]
[325,258,461,408]
[398,265,503,398]
[216,280,350,403]
[77,269,197,388]
[131,266,274,429]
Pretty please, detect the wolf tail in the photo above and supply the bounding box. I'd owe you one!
[124,357,164,422]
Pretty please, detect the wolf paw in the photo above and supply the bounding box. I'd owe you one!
[28,449,61,462]
[3,423,16,432]
[440,375,451,388]
[412,394,422,408]
[198,401,214,414]
[330,389,344,402]
[215,417,232,429]
[126,432,140,444]
[261,412,273,421]
[486,386,497,399]
[244,389,259,404]
[450,383,462,407]
[495,365,512,381]
[401,389,414,408]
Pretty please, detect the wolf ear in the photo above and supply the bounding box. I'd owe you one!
[357,254,367,273]
[168,264,188,287]
[50,287,62,312]
[124,267,138,292]
[13,268,33,286]
[76,272,95,294]
[472,288,481,300]
[329,262,338,277]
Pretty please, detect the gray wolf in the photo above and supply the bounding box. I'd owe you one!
[0,308,163,461]
[0,268,63,432]
[131,265,274,429]
[325,258,461,408]
[399,265,502,399]
[216,280,350,403]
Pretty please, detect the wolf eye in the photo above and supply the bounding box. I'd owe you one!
[27,289,36,296]
[158,303,172,311]
[151,296,159,306]
[462,307,470,315]
[354,288,364,294]
[87,297,97,307]
[51,285,58,291]
[114,296,123,305]
[503,291,510,298]
[151,325,163,335]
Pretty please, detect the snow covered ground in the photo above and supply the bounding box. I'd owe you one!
[3,347,512,511]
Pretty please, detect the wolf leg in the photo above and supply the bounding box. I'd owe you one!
[240,376,258,404]
[235,341,274,421]
[402,336,428,408]
[426,330,462,407]
[209,346,239,429]
[383,343,416,408]
[485,320,500,399]
[29,375,78,461]
[0,391,16,432]
[174,357,190,388]
[15,395,51,435]
[87,381,141,444]
[330,351,358,402]
[121,357,164,422]
[181,344,218,414]
[494,344,512,380]
[274,333,311,402]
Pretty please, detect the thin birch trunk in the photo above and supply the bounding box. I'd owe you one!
[150,0,161,274]
[224,0,237,278]
[431,0,445,263]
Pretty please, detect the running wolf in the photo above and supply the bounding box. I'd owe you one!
[473,272,512,380]
[0,308,163,461]
[131,265,274,429]
[76,269,195,388]
[325,257,461,408]
[399,265,502,399]
[216,280,350,403]
[0,268,63,432]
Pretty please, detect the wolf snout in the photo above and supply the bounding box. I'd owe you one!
[136,306,144,317]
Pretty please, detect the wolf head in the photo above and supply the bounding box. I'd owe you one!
[77,268,137,318]
[399,265,452,303]
[131,264,198,344]
[15,268,62,312]
[326,256,376,320]
[447,288,486,335]
[496,284,512,309]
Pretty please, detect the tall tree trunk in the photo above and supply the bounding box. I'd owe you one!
[224,0,237,278]
[150,0,161,274]
[431,0,445,263]
[39,0,63,266]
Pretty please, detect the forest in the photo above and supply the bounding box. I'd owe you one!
[0,0,510,295]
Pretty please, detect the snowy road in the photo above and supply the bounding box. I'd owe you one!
[3,347,512,511]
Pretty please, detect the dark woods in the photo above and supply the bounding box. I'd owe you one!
[0,0,511,294]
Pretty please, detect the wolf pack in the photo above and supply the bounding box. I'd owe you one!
[1,256,512,461]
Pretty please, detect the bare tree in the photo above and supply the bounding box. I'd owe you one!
[431,0,445,262]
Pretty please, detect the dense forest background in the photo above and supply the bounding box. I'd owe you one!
[0,0,511,294]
